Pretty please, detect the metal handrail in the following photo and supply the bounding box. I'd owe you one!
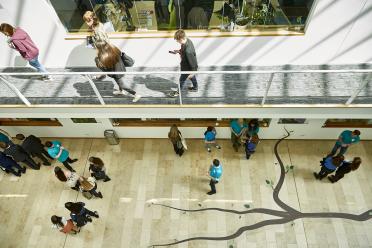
[1,69,372,76]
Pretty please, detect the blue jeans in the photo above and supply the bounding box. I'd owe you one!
[179,74,198,90]
[329,142,348,156]
[28,56,47,73]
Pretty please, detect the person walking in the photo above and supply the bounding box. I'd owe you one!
[51,215,79,234]
[65,202,99,228]
[328,157,362,183]
[230,118,247,152]
[94,41,141,102]
[0,23,51,81]
[0,141,40,170]
[16,134,53,166]
[88,156,111,182]
[0,151,26,176]
[207,159,223,195]
[79,176,103,199]
[313,155,344,180]
[328,130,361,157]
[83,11,110,47]
[168,124,185,156]
[168,29,198,97]
[45,140,78,172]
[204,126,221,152]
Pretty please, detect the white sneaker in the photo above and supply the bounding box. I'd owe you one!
[132,94,141,102]
[121,90,129,96]
[42,76,53,81]
[113,90,124,95]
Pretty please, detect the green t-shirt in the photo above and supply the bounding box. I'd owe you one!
[336,130,360,145]
[0,133,10,144]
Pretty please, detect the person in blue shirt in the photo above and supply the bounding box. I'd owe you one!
[207,159,223,195]
[244,134,259,160]
[230,118,247,152]
[204,126,221,152]
[328,130,360,156]
[313,155,344,180]
[45,140,78,172]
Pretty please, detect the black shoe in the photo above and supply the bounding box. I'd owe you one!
[328,176,335,183]
[15,172,22,177]
[43,162,51,166]
[188,87,198,92]
[71,159,78,163]
[103,177,111,182]
[207,191,216,195]
[313,172,319,180]
[98,192,103,198]
[86,216,92,222]
[168,91,179,97]
[22,167,27,173]
[94,211,99,218]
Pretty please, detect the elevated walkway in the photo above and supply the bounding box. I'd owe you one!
[0,64,371,106]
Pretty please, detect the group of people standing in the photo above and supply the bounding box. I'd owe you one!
[0,129,111,235]
[1,11,200,103]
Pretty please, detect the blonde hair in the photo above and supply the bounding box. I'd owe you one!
[83,11,99,29]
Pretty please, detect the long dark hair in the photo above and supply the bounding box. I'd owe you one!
[51,215,63,228]
[351,157,362,170]
[65,202,83,214]
[89,156,104,169]
[54,166,67,182]
[332,155,344,167]
[248,119,259,131]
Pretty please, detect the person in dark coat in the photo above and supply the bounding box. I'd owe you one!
[65,201,99,227]
[0,141,40,170]
[94,41,141,102]
[0,151,26,176]
[16,133,53,166]
[313,155,344,180]
[88,156,111,182]
[328,157,362,183]
[169,29,198,97]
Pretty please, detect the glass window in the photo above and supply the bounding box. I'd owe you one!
[49,0,314,34]
[323,119,372,128]
[71,118,97,123]
[0,118,62,126]
[278,118,307,124]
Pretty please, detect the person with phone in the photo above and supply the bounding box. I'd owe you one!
[168,29,198,97]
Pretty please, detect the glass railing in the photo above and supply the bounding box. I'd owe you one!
[0,69,371,106]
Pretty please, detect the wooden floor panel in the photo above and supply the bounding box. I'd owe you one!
[0,139,371,247]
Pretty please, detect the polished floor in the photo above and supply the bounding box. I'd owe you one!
[0,138,371,248]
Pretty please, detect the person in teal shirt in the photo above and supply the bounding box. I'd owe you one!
[230,118,247,152]
[207,159,223,195]
[0,129,13,145]
[45,140,78,172]
[328,130,361,156]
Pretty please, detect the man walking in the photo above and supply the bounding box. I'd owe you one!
[16,133,53,166]
[207,159,223,195]
[169,29,198,97]
[328,130,361,156]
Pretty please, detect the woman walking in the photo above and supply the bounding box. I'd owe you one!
[94,41,141,102]
[89,156,111,182]
[65,202,99,227]
[51,215,79,234]
[168,124,184,156]
[328,157,362,183]
[0,23,51,80]
[313,155,344,180]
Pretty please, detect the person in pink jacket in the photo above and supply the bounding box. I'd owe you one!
[0,23,51,81]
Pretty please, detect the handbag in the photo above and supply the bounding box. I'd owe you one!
[82,191,93,199]
[121,52,135,67]
[61,219,75,234]
[179,134,188,150]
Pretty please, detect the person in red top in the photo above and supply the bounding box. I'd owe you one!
[0,23,51,81]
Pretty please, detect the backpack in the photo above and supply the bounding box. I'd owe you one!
[121,52,135,67]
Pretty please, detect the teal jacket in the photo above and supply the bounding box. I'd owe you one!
[47,140,69,162]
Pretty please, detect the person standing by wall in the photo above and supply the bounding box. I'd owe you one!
[0,141,40,170]
[169,29,198,97]
[45,140,78,172]
[328,130,361,157]
[230,118,247,152]
[16,134,53,166]
[0,151,26,177]
[313,155,344,180]
[207,159,223,195]
[168,124,185,156]
[0,23,51,81]
[244,134,259,160]
[204,126,221,152]
[0,129,13,145]
[94,41,141,102]
[328,157,362,183]
[246,119,260,137]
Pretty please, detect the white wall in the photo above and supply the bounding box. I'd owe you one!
[1,118,372,140]
[1,0,372,68]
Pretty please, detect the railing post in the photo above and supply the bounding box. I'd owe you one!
[0,75,31,106]
[261,73,275,105]
[345,73,372,105]
[178,74,183,105]
[84,75,106,105]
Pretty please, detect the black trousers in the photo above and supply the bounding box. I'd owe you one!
[62,157,75,172]
[89,183,102,198]
[209,179,218,193]
[317,166,334,180]
[34,149,52,164]
[22,156,40,170]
